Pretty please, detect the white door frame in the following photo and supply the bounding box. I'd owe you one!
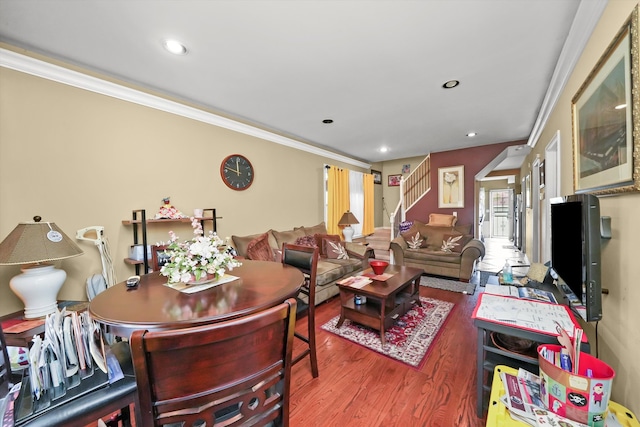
[542,131,561,264]
[532,158,541,263]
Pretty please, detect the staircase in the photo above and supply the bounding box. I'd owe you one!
[365,227,391,261]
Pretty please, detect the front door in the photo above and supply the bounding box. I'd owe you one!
[489,189,512,239]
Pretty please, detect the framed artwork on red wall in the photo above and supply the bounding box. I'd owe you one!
[438,165,464,208]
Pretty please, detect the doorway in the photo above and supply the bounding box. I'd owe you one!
[489,189,513,239]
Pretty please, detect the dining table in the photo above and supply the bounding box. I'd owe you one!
[89,260,305,337]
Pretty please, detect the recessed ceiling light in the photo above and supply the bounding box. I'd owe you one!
[163,39,188,55]
[322,119,334,124]
[442,80,460,89]
[379,147,389,153]
[466,132,477,137]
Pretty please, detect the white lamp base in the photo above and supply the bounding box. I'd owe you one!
[342,226,354,242]
[9,264,66,319]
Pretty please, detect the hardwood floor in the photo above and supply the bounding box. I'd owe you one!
[289,282,486,427]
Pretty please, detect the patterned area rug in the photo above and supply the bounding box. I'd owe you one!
[320,297,454,369]
[420,275,476,295]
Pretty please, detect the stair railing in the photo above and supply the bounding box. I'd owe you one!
[389,154,431,240]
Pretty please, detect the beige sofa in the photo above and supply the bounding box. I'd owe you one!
[231,222,375,306]
[389,219,485,282]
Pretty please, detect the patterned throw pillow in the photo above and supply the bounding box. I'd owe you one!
[398,220,414,234]
[440,233,472,253]
[315,234,341,256]
[401,225,428,249]
[246,233,274,261]
[295,235,318,248]
[324,239,350,259]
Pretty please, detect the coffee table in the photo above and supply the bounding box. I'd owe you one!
[336,265,423,345]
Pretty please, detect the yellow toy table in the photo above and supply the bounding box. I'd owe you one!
[486,365,639,427]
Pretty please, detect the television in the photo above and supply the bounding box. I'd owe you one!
[550,194,602,322]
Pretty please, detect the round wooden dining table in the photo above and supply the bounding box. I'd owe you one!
[89,260,305,337]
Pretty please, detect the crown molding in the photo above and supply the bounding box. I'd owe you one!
[0,48,371,169]
[528,0,608,148]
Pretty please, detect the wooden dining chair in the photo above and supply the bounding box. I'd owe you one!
[130,298,297,427]
[281,243,319,378]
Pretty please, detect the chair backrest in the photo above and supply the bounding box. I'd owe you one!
[281,244,319,307]
[130,298,297,427]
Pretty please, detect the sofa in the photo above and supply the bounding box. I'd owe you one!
[231,222,375,306]
[389,215,485,282]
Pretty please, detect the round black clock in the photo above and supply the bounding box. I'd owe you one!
[220,154,254,190]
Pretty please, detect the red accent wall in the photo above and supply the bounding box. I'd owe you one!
[406,140,524,231]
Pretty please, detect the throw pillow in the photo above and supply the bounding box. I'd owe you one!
[401,225,428,249]
[295,235,318,248]
[440,233,472,253]
[272,228,306,249]
[403,231,425,249]
[428,213,457,227]
[324,239,350,259]
[398,220,414,234]
[314,234,341,256]
[301,222,328,236]
[246,233,274,261]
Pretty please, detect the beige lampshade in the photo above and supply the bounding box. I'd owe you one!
[338,211,359,226]
[0,218,83,265]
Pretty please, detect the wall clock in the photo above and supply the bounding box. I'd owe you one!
[220,154,254,190]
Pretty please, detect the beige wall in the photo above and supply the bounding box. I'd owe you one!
[0,64,367,314]
[522,0,640,412]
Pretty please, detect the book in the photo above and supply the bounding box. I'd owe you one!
[485,284,557,304]
[362,272,394,281]
[337,276,372,288]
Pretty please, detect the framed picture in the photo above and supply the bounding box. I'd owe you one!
[539,160,545,189]
[372,169,382,185]
[151,244,171,272]
[402,164,411,174]
[572,5,640,195]
[438,165,464,208]
[388,174,401,187]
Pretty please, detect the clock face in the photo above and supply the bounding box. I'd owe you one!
[220,154,254,190]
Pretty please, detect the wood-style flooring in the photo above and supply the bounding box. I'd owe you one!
[288,282,486,427]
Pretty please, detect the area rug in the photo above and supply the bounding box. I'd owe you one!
[320,297,454,369]
[420,275,476,295]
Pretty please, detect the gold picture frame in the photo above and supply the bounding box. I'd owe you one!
[438,165,464,208]
[572,5,640,195]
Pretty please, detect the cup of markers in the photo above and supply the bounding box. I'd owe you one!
[537,344,615,427]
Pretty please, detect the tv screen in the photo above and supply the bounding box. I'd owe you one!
[550,194,602,321]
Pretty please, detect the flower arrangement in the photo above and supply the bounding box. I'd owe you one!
[160,218,241,284]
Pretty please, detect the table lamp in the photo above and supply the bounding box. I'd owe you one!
[0,216,83,319]
[338,211,359,242]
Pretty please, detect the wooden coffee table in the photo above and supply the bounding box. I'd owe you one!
[336,265,423,345]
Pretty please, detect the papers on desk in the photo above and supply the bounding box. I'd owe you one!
[472,293,583,340]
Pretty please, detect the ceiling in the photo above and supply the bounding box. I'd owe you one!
[0,0,588,165]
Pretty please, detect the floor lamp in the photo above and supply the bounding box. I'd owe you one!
[338,211,359,242]
[0,216,83,319]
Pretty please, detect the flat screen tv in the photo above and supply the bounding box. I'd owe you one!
[550,194,602,322]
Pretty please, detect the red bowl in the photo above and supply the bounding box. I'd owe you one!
[370,260,389,275]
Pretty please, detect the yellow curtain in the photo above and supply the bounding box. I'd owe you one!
[362,173,375,236]
[327,166,350,236]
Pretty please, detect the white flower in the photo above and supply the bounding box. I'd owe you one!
[160,219,242,283]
